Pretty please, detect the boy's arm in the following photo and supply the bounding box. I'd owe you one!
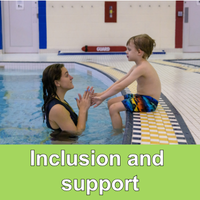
[98,65,136,96]
[93,65,144,107]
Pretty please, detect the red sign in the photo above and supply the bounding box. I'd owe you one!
[105,2,117,23]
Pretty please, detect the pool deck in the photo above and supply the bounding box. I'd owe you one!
[0,51,200,144]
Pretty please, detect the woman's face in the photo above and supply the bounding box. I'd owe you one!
[56,67,74,90]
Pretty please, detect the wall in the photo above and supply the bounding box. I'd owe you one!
[46,1,176,51]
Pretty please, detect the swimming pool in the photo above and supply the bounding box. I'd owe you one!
[0,62,125,144]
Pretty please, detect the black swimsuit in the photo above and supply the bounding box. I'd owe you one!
[46,98,78,131]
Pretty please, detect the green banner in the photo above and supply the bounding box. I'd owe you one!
[0,145,199,199]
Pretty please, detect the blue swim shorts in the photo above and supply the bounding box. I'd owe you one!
[122,94,158,112]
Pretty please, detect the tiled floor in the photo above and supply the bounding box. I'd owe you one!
[0,51,200,144]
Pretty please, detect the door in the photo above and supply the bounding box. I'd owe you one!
[2,1,39,53]
[183,1,200,52]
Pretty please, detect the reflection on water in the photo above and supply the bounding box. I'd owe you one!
[46,128,124,145]
[49,130,79,144]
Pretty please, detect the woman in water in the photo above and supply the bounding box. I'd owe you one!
[42,63,93,137]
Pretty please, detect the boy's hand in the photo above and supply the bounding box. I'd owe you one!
[92,92,102,97]
[92,96,104,108]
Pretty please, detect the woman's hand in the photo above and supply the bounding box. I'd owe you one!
[76,89,91,111]
[88,86,94,97]
[76,86,95,108]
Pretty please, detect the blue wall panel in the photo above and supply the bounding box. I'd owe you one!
[0,1,3,50]
[38,1,47,49]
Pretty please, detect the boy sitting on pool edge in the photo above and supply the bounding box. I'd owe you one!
[92,34,161,130]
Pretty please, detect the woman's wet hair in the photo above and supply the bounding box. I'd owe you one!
[42,63,64,121]
[127,34,156,59]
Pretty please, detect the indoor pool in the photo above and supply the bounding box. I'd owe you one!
[0,63,125,144]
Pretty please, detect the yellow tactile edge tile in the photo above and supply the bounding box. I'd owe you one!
[151,60,200,73]
[138,108,179,145]
[81,62,183,145]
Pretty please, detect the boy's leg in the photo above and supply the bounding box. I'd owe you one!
[107,96,124,109]
[109,101,126,129]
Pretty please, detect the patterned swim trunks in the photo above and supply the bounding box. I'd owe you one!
[122,94,158,112]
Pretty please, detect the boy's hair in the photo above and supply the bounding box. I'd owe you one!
[126,34,156,59]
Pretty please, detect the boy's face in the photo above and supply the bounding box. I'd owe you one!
[126,40,139,61]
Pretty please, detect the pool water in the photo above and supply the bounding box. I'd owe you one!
[0,66,124,144]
